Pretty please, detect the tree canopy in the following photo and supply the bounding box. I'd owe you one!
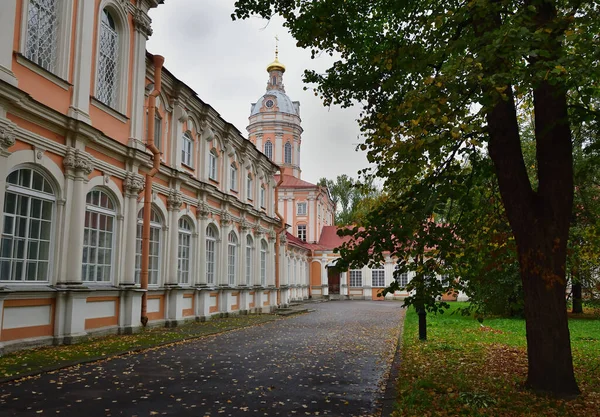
[233,0,600,398]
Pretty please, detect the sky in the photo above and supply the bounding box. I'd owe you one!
[147,0,366,185]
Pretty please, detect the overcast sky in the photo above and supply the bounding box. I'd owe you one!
[147,0,366,185]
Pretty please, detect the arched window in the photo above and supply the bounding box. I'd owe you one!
[264,141,273,160]
[82,189,116,282]
[284,141,292,164]
[230,163,238,191]
[246,174,253,201]
[245,235,253,285]
[260,240,267,286]
[206,224,217,284]
[1,168,55,282]
[25,0,59,73]
[181,132,193,166]
[135,207,161,285]
[96,8,119,108]
[178,217,192,284]
[228,231,238,286]
[208,149,218,180]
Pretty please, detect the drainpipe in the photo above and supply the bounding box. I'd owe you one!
[140,54,164,326]
[274,172,285,305]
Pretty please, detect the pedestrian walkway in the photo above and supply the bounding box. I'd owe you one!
[0,301,405,417]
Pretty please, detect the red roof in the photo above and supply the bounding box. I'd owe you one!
[317,226,353,250]
[275,174,318,189]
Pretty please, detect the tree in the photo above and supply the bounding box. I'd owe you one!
[234,0,600,397]
[318,175,382,225]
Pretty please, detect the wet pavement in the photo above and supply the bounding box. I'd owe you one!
[0,301,405,417]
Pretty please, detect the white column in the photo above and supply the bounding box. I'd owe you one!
[166,191,182,286]
[0,117,17,226]
[68,0,95,122]
[219,218,231,286]
[122,172,143,286]
[196,212,208,286]
[0,0,18,86]
[129,11,152,145]
[61,147,93,285]
[308,197,316,242]
[274,133,283,165]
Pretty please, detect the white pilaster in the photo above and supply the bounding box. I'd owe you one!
[0,0,18,86]
[122,172,144,286]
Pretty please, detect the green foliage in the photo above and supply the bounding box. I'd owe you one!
[318,175,382,225]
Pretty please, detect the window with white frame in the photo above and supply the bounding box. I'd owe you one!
[260,240,267,286]
[264,141,273,160]
[135,207,161,285]
[177,217,192,284]
[96,8,119,108]
[246,174,253,200]
[297,202,307,215]
[206,224,217,284]
[245,235,253,285]
[208,149,218,181]
[394,265,409,287]
[82,189,115,283]
[25,0,59,73]
[228,231,237,286]
[284,141,292,164]
[181,132,193,167]
[230,163,238,191]
[372,266,385,287]
[349,269,363,287]
[1,168,55,282]
[297,224,307,242]
[260,185,265,208]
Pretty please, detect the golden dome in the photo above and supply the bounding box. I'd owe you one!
[267,57,286,73]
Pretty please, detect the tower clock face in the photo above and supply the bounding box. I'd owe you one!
[265,99,274,108]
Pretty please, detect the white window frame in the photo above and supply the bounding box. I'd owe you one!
[177,217,192,285]
[181,132,193,167]
[82,189,116,283]
[260,185,265,208]
[246,174,253,201]
[230,163,238,191]
[349,269,362,287]
[1,168,56,283]
[206,224,217,285]
[297,224,306,242]
[297,202,307,216]
[371,266,385,288]
[208,149,218,181]
[228,231,238,286]
[245,235,253,285]
[135,207,162,286]
[260,240,267,286]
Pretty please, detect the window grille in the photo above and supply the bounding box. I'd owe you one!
[26,0,59,73]
[230,164,238,191]
[97,9,119,108]
[181,133,193,166]
[372,267,385,287]
[264,141,273,160]
[1,169,55,282]
[297,202,307,215]
[260,186,266,208]
[82,189,115,282]
[209,150,218,180]
[297,224,307,242]
[349,270,362,287]
[284,142,292,164]
[177,218,192,284]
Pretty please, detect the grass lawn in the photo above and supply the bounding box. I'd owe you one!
[0,314,281,381]
[394,303,600,417]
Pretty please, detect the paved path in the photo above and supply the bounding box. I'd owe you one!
[0,301,405,417]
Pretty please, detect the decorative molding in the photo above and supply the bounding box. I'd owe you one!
[167,189,183,211]
[63,147,93,176]
[124,171,145,195]
[220,212,232,226]
[0,120,17,155]
[196,200,211,219]
[132,9,153,38]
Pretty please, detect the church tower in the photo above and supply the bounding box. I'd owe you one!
[247,48,303,178]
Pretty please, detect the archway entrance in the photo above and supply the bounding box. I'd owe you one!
[327,266,341,295]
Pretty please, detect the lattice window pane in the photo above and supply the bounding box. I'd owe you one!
[97,9,119,108]
[284,142,292,164]
[26,0,58,73]
[264,141,273,160]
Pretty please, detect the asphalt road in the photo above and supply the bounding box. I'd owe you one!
[0,301,405,417]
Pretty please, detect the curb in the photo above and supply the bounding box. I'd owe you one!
[380,308,406,417]
[0,314,293,385]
